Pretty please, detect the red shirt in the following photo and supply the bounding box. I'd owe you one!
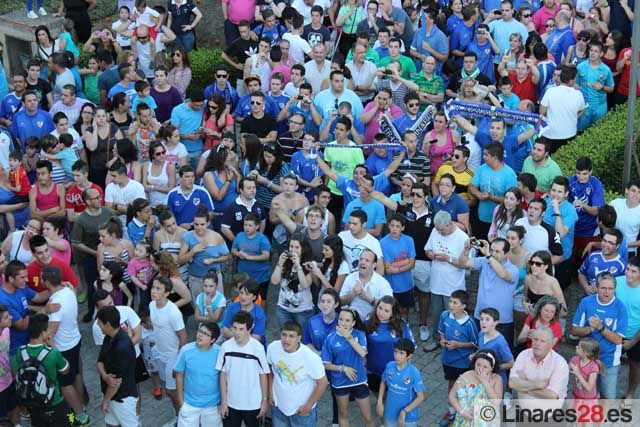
[27,257,79,293]
[524,316,562,350]
[508,70,537,103]
[617,48,640,96]
[10,166,31,197]
[65,183,105,214]
[521,191,543,210]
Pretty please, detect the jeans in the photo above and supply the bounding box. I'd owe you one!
[175,32,196,52]
[83,256,98,318]
[276,307,314,330]
[598,363,620,399]
[271,405,317,427]
[187,150,202,169]
[429,294,450,337]
[25,0,43,10]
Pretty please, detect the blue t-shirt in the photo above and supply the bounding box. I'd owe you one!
[381,361,425,423]
[107,82,136,100]
[380,233,416,294]
[475,131,530,173]
[0,286,36,355]
[616,276,640,339]
[183,231,229,277]
[167,185,214,227]
[302,313,338,351]
[342,198,386,230]
[365,151,393,177]
[321,329,368,388]
[477,331,513,386]
[438,311,478,368]
[126,218,156,247]
[431,193,469,222]
[543,198,579,260]
[10,108,54,143]
[222,302,267,341]
[568,175,605,238]
[234,94,279,119]
[174,342,221,407]
[411,25,448,72]
[232,232,272,283]
[470,163,518,223]
[473,257,518,323]
[545,27,576,64]
[572,294,628,368]
[131,94,158,113]
[0,92,22,120]
[291,150,324,202]
[170,102,205,153]
[392,113,419,135]
[336,174,389,208]
[450,23,476,66]
[499,93,520,111]
[366,322,414,376]
[578,252,626,286]
[577,61,615,105]
[468,40,497,83]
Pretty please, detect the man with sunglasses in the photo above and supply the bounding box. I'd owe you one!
[578,229,626,295]
[532,0,559,34]
[432,146,474,203]
[234,75,279,121]
[544,11,576,64]
[204,65,239,112]
[240,91,278,145]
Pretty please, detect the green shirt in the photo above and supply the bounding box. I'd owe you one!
[83,73,101,106]
[346,47,380,66]
[379,55,417,79]
[324,141,364,196]
[410,72,444,95]
[11,344,69,407]
[520,156,563,193]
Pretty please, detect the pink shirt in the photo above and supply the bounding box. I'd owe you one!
[0,328,12,392]
[50,239,72,265]
[222,0,256,24]
[511,348,569,410]
[532,6,559,34]
[570,356,600,400]
[362,102,403,145]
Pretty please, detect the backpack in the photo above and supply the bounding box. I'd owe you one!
[15,345,56,408]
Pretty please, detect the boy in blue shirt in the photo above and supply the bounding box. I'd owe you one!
[231,213,272,301]
[43,133,78,179]
[380,214,416,319]
[438,290,478,425]
[497,76,520,111]
[221,279,267,343]
[476,307,514,390]
[377,338,425,427]
[131,80,158,114]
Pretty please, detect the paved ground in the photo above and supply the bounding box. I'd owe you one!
[68,271,638,427]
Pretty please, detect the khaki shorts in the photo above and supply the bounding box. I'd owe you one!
[412,260,431,292]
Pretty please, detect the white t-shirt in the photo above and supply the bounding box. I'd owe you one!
[611,198,640,254]
[49,287,81,351]
[135,6,160,28]
[424,227,468,297]
[92,305,141,357]
[215,337,270,411]
[304,59,331,95]
[340,271,393,320]
[0,131,11,171]
[111,20,135,47]
[338,230,383,273]
[149,300,184,359]
[266,341,325,416]
[539,85,586,139]
[283,33,312,65]
[514,217,553,254]
[165,142,188,164]
[105,179,146,205]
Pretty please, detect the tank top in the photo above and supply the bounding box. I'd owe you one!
[146,161,170,207]
[93,124,118,172]
[96,281,125,306]
[158,235,189,282]
[250,55,272,92]
[569,48,588,66]
[427,129,455,175]
[36,183,60,212]
[103,247,131,283]
[9,231,33,264]
[526,287,546,306]
[208,171,237,214]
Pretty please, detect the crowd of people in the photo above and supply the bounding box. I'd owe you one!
[0,0,638,426]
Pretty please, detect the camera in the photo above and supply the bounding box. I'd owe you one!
[285,251,293,258]
[383,69,394,75]
[470,238,483,248]
[296,95,304,100]
[493,9,502,15]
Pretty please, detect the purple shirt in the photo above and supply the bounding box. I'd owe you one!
[151,86,183,123]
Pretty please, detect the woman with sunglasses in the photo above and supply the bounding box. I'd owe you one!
[540,18,556,44]
[423,111,459,177]
[167,47,192,99]
[522,250,567,318]
[488,187,525,241]
[505,225,531,343]
[518,6,536,34]
[563,30,592,66]
[202,145,239,232]
[201,94,233,151]
[142,142,176,209]
[321,306,375,427]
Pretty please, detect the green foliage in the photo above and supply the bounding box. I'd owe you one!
[186,48,224,95]
[0,0,115,20]
[553,103,640,194]
[604,189,623,204]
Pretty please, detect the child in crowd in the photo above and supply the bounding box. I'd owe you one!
[128,241,154,310]
[498,76,520,111]
[221,279,267,343]
[58,19,80,61]
[377,338,425,427]
[2,150,31,232]
[132,0,160,40]
[139,306,162,400]
[23,137,40,183]
[194,270,226,328]
[569,338,602,412]
[95,261,133,308]
[380,214,416,320]
[476,307,514,398]
[43,133,79,179]
[0,304,19,427]
[231,213,272,301]
[112,6,135,50]
[131,80,158,114]
[291,133,323,203]
[79,56,101,105]
[438,290,478,425]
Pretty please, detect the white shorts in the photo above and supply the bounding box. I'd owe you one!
[152,354,178,390]
[104,396,139,427]
[412,260,431,292]
[178,402,222,427]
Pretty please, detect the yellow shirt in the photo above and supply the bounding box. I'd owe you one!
[433,162,474,202]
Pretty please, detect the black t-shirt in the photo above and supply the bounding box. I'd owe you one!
[277,131,304,162]
[303,24,331,47]
[27,78,52,110]
[241,114,277,138]
[225,38,259,66]
[98,329,137,401]
[168,0,198,35]
[221,199,266,238]
[447,70,493,94]
[396,203,434,261]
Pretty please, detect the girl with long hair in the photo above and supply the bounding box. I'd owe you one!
[142,141,176,208]
[105,138,142,184]
[488,188,524,241]
[309,235,349,293]
[84,106,123,188]
[152,205,188,281]
[153,250,193,318]
[201,94,233,151]
[239,133,263,176]
[98,218,135,285]
[158,124,188,168]
[35,25,57,78]
[167,46,192,98]
[202,145,240,231]
[125,198,157,246]
[42,217,71,264]
[110,91,133,133]
[522,250,567,317]
[250,144,290,212]
[94,260,133,307]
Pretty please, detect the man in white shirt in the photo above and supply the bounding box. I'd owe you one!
[340,249,393,320]
[338,210,384,274]
[539,66,586,153]
[104,159,146,227]
[283,14,312,65]
[346,43,377,103]
[50,52,76,103]
[266,321,328,425]
[49,85,91,126]
[304,44,332,95]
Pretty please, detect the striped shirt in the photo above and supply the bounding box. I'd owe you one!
[394,151,430,184]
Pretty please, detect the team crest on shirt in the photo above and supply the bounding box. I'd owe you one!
[193,198,200,206]
[605,317,614,328]
[585,187,592,195]
[235,212,243,220]
[403,377,411,384]
[454,329,461,337]
[610,266,618,275]
[36,121,44,128]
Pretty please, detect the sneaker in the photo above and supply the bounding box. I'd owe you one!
[153,387,162,400]
[438,410,455,426]
[27,10,38,19]
[423,339,440,353]
[73,413,91,427]
[419,325,431,342]
[77,292,87,303]
[38,7,47,15]
[504,391,513,410]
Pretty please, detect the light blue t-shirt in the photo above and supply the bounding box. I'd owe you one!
[470,163,517,223]
[342,198,386,230]
[321,329,368,388]
[170,101,205,153]
[473,257,518,323]
[381,361,425,423]
[438,311,478,368]
[174,342,221,408]
[616,277,640,339]
[489,19,529,63]
[232,232,272,284]
[56,147,79,177]
[183,232,229,278]
[477,331,513,386]
[131,94,158,113]
[576,61,615,105]
[543,198,578,260]
[380,233,416,294]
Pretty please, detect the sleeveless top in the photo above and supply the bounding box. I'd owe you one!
[9,231,33,264]
[93,124,118,172]
[111,114,132,134]
[427,129,455,176]
[250,55,272,92]
[103,247,131,283]
[36,183,59,212]
[96,281,125,306]
[207,171,237,214]
[168,281,194,317]
[158,234,189,282]
[526,287,546,306]
[146,161,170,207]
[569,48,588,66]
